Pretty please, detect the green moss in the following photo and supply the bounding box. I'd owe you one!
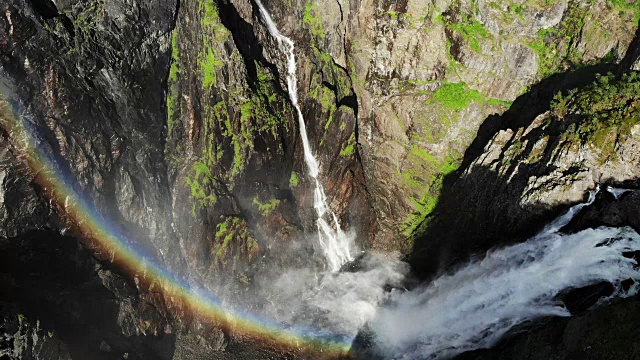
[400,168,426,190]
[200,48,223,89]
[527,27,568,78]
[186,161,217,215]
[408,144,439,166]
[253,197,281,216]
[186,101,227,214]
[608,0,640,23]
[62,0,105,52]
[169,30,180,82]
[504,138,525,163]
[189,64,287,202]
[215,220,234,261]
[213,217,256,264]
[71,0,105,34]
[340,132,356,157]
[198,0,228,90]
[511,3,525,20]
[325,113,335,131]
[524,2,600,78]
[429,80,510,113]
[303,0,325,39]
[432,82,485,111]
[289,171,299,187]
[448,12,490,53]
[310,79,335,113]
[401,154,461,238]
[247,237,259,254]
[487,98,513,107]
[199,0,229,40]
[167,29,180,136]
[224,66,288,178]
[184,3,289,213]
[307,46,355,148]
[552,72,640,157]
[309,46,351,104]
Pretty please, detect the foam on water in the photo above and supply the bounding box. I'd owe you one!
[368,187,640,359]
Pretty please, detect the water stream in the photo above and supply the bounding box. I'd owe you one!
[367,187,640,359]
[249,4,640,359]
[254,0,353,271]
[243,186,640,359]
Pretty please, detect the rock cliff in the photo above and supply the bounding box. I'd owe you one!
[1,0,640,358]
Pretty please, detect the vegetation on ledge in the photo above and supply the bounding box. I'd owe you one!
[214,217,259,266]
[552,72,640,160]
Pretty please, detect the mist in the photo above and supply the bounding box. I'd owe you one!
[190,5,640,358]
[205,187,640,359]
[368,225,640,359]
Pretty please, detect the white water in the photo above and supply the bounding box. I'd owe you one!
[253,252,409,340]
[369,187,640,359]
[248,4,640,357]
[607,186,634,200]
[254,0,353,271]
[245,187,640,359]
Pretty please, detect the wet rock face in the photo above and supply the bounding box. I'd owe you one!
[0,0,181,262]
[1,306,73,360]
[454,296,640,360]
[163,0,374,285]
[567,189,640,233]
[0,0,188,356]
[164,0,302,282]
[0,141,54,239]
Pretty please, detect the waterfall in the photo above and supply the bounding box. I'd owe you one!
[367,187,640,359]
[245,5,640,357]
[254,0,353,271]
[607,186,632,200]
[249,186,640,359]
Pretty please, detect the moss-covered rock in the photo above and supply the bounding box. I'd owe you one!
[410,70,640,278]
[164,0,302,282]
[272,0,638,251]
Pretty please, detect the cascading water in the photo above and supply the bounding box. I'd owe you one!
[253,0,353,271]
[249,187,640,359]
[244,6,640,357]
[367,187,640,359]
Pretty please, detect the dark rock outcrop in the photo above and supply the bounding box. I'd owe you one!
[408,32,640,359]
[410,59,640,279]
[0,230,175,359]
[454,296,640,360]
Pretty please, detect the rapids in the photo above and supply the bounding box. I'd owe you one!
[246,185,640,359]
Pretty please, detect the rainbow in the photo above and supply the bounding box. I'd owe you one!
[0,97,352,358]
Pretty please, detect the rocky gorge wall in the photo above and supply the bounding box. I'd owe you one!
[273,0,640,252]
[165,0,640,270]
[1,0,640,358]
